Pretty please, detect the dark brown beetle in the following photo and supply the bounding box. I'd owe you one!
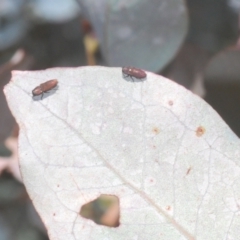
[32,79,58,99]
[122,67,147,80]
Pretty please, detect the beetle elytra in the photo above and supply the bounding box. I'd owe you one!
[122,67,147,80]
[32,79,58,99]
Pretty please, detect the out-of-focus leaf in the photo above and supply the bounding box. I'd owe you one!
[28,0,80,23]
[0,19,29,50]
[0,0,28,50]
[0,0,25,18]
[4,66,240,239]
[228,0,240,11]
[78,0,188,72]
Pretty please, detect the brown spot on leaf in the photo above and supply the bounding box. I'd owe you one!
[166,206,171,211]
[168,100,174,106]
[186,167,192,175]
[152,127,160,135]
[196,126,205,137]
[80,194,120,228]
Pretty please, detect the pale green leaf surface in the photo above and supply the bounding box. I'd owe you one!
[4,66,240,240]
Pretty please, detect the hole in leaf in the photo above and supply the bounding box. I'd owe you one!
[79,194,120,228]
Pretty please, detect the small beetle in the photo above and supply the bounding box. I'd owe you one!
[122,67,147,80]
[32,79,58,99]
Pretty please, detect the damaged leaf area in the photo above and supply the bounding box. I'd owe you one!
[4,66,240,240]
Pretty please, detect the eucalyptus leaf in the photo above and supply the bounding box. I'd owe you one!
[78,0,188,72]
[4,66,240,240]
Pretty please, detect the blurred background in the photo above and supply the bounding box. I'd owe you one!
[0,0,239,239]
